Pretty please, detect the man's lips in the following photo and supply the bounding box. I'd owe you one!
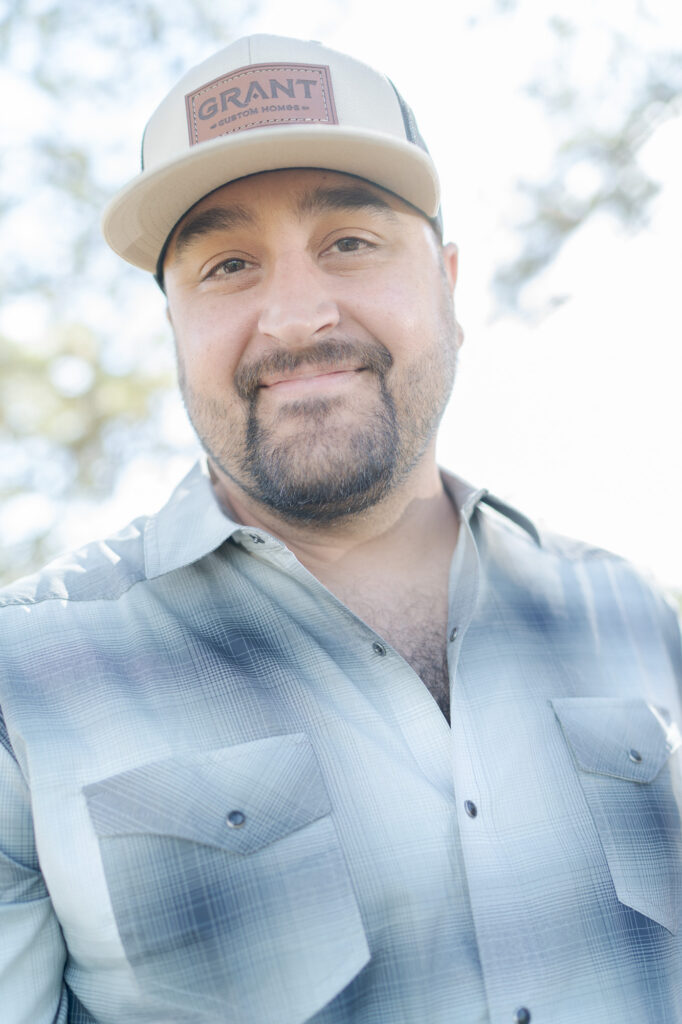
[258,366,366,392]
[234,341,392,401]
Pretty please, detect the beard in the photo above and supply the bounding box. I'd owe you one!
[240,345,400,524]
[177,306,457,526]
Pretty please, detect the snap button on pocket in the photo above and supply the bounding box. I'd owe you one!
[226,810,246,828]
[628,749,643,764]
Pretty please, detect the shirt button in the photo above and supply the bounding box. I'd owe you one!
[249,534,265,544]
[372,641,387,656]
[464,800,478,818]
[628,748,643,763]
[226,810,246,828]
[449,626,458,642]
[513,1009,531,1024]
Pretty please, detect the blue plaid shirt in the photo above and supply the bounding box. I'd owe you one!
[1,460,681,1023]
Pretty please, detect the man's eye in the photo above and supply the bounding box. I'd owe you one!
[216,258,247,274]
[205,257,249,279]
[333,237,371,253]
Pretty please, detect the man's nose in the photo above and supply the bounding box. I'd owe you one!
[257,258,340,345]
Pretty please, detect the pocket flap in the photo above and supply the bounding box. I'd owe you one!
[83,733,331,855]
[552,698,681,783]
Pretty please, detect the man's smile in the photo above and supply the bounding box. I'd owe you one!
[258,366,366,395]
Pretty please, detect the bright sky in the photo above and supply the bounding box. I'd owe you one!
[5,0,681,590]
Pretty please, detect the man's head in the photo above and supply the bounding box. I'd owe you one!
[102,34,442,278]
[102,35,461,526]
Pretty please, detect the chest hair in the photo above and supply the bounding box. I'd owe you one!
[339,589,451,723]
[377,612,451,723]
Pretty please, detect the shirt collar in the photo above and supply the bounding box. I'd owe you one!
[144,460,240,579]
[440,469,488,524]
[144,459,540,580]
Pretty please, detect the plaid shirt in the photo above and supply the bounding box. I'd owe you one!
[1,460,681,1024]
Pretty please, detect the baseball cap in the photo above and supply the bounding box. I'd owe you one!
[101,34,442,275]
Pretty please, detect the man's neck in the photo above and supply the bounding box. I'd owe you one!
[208,454,459,584]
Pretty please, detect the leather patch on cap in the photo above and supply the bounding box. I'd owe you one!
[186,62,338,145]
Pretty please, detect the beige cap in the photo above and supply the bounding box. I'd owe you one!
[101,34,441,274]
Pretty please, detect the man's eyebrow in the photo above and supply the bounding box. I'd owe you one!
[296,185,399,221]
[169,185,398,262]
[171,204,256,256]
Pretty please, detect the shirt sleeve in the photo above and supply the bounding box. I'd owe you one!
[0,707,68,1024]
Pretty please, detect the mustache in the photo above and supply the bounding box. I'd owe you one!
[234,339,393,401]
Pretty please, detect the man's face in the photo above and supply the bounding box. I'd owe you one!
[163,168,460,525]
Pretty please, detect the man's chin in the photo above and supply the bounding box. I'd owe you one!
[239,444,398,525]
[248,478,396,525]
[236,383,404,523]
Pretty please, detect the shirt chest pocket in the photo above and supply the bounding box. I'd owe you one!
[83,734,369,1024]
[552,698,682,935]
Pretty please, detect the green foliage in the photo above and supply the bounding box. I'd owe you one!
[0,0,253,584]
[0,325,174,579]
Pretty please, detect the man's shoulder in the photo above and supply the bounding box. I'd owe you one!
[478,492,680,636]
[0,516,150,609]
[0,460,235,611]
[478,490,635,566]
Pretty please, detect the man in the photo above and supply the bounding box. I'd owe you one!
[1,33,681,1024]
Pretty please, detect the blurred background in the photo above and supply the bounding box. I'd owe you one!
[1,0,680,607]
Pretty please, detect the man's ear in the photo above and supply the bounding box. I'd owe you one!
[441,242,459,292]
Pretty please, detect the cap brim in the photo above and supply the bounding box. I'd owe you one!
[101,125,440,272]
